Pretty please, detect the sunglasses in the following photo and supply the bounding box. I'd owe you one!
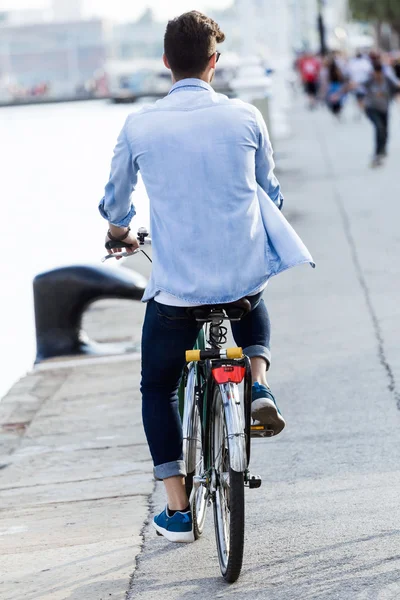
[209,51,221,63]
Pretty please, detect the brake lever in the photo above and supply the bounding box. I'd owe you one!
[102,228,151,262]
[101,248,140,263]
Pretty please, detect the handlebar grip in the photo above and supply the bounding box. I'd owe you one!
[186,350,201,363]
[186,347,243,362]
[105,240,134,250]
[226,347,244,359]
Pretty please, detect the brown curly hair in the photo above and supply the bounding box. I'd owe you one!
[164,11,225,80]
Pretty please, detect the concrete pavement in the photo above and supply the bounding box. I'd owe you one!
[129,102,400,598]
[0,300,151,600]
[2,100,400,600]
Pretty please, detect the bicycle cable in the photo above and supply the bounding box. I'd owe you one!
[140,249,152,263]
[208,319,228,348]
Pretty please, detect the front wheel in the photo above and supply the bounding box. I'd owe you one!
[211,384,245,583]
[183,365,207,539]
[188,404,207,539]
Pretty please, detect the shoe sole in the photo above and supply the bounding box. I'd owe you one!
[152,520,194,543]
[371,158,384,168]
[251,399,286,436]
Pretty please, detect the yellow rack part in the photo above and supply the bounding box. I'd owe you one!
[185,347,244,362]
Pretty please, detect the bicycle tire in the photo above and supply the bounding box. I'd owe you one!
[186,405,207,539]
[183,368,207,538]
[211,384,245,583]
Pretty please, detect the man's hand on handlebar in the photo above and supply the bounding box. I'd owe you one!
[105,227,140,260]
[102,226,150,262]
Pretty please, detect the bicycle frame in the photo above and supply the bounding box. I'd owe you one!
[181,324,253,482]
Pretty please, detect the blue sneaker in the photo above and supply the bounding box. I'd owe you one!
[153,506,194,543]
[251,383,286,436]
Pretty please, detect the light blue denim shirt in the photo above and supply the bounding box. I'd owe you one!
[99,79,313,303]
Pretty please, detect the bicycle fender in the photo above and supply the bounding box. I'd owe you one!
[219,383,248,472]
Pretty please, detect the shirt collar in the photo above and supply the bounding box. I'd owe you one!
[168,78,214,95]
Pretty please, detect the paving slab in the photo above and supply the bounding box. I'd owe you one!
[1,539,143,600]
[18,425,140,453]
[0,496,148,553]
[0,473,153,509]
[0,341,153,600]
[0,444,151,490]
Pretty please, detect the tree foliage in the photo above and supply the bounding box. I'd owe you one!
[349,0,400,32]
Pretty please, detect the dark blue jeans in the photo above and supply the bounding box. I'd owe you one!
[365,108,389,157]
[140,292,271,480]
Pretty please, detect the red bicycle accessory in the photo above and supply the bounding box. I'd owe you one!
[212,365,246,384]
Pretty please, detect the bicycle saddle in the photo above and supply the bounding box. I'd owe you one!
[188,298,252,322]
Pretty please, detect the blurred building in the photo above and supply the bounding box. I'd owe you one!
[289,0,320,52]
[110,5,246,61]
[289,0,353,53]
[111,9,164,60]
[208,2,242,53]
[189,0,351,57]
[0,9,48,26]
[0,19,109,100]
[52,0,82,23]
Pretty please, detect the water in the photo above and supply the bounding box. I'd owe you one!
[0,100,150,399]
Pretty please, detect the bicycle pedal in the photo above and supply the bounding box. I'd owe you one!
[251,424,274,438]
[246,474,262,489]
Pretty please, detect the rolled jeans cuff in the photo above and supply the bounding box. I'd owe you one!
[244,344,271,370]
[153,460,187,481]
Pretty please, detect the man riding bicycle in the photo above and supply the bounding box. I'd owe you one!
[99,11,312,543]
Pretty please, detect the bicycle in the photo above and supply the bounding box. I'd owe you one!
[103,228,268,583]
[182,300,272,583]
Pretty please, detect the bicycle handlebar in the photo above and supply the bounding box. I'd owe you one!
[102,228,152,263]
[105,240,134,251]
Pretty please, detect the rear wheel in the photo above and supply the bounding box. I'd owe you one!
[211,385,245,583]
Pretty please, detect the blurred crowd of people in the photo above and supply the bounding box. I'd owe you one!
[296,50,400,167]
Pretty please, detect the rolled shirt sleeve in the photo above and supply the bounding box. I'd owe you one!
[99,117,138,227]
[254,107,284,210]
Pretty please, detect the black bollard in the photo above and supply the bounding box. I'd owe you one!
[33,265,147,363]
